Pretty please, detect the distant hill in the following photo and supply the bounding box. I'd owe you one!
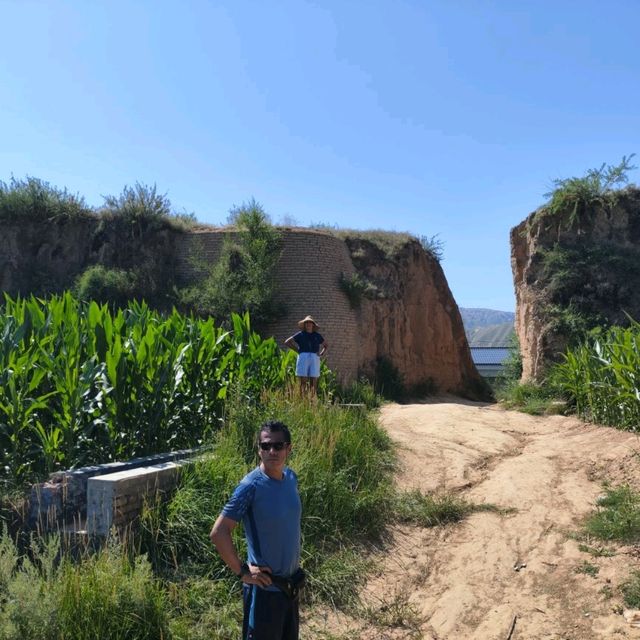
[459,308,515,331]
[459,308,515,347]
[466,322,515,347]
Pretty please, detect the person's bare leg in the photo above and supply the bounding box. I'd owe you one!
[298,377,307,396]
[310,377,318,397]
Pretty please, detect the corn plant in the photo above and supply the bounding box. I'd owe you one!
[553,320,640,430]
[0,293,297,485]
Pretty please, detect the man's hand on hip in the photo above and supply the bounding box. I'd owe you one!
[242,563,273,588]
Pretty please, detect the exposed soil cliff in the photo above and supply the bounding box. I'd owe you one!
[511,186,640,380]
[0,216,185,304]
[344,237,486,398]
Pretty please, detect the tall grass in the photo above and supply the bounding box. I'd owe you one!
[553,321,640,430]
[0,533,169,639]
[140,392,395,606]
[0,293,297,485]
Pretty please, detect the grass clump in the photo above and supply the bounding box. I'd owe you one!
[575,560,600,578]
[497,380,562,416]
[395,490,503,527]
[330,228,415,258]
[0,533,169,640]
[584,485,640,542]
[495,332,568,415]
[363,590,422,633]
[0,176,92,221]
[621,571,640,608]
[577,543,616,558]
[165,577,241,640]
[537,154,636,232]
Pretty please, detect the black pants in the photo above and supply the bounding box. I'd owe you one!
[242,584,299,640]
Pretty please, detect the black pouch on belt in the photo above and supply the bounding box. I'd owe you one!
[271,568,306,601]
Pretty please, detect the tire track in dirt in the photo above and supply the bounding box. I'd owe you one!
[305,397,640,640]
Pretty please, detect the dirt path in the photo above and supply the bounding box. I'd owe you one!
[305,397,640,640]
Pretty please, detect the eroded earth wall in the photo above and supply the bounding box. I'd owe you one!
[177,230,485,396]
[511,186,640,381]
[1,222,485,396]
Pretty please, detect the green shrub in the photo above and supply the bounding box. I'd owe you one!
[0,533,169,640]
[535,242,640,347]
[0,176,92,222]
[408,377,438,398]
[374,356,405,401]
[338,272,378,309]
[181,200,282,328]
[419,233,445,262]
[75,265,136,308]
[337,378,382,409]
[100,182,194,233]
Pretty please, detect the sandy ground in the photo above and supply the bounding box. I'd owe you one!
[304,397,640,640]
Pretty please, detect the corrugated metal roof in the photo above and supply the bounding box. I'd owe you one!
[470,347,510,365]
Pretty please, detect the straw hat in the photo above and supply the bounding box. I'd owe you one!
[298,315,319,330]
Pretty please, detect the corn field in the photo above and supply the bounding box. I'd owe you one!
[0,293,296,485]
[553,320,640,430]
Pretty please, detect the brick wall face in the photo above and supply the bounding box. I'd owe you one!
[176,230,361,383]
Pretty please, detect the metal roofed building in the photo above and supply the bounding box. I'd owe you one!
[470,346,511,378]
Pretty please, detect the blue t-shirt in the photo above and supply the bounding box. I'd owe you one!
[293,330,324,353]
[222,466,301,583]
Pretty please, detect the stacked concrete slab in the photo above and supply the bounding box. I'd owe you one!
[29,449,198,535]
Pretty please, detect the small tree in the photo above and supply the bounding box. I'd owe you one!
[184,200,283,327]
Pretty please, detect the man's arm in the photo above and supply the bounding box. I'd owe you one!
[284,335,299,351]
[319,339,328,357]
[210,515,272,587]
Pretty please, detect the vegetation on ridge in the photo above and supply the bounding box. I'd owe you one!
[536,154,637,232]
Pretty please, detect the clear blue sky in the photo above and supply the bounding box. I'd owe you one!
[2,1,639,311]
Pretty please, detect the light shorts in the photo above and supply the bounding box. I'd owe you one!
[296,352,320,378]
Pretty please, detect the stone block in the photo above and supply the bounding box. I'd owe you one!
[86,459,192,535]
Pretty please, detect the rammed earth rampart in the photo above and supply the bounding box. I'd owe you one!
[0,221,485,396]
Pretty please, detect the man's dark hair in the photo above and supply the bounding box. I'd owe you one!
[259,420,291,444]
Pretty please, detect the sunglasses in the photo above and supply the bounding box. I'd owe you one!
[259,441,288,452]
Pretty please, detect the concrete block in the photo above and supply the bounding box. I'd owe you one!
[86,459,192,535]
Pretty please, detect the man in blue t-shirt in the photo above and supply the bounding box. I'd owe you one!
[210,421,302,640]
[284,315,328,397]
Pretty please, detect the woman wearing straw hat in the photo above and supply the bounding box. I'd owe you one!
[284,315,328,396]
